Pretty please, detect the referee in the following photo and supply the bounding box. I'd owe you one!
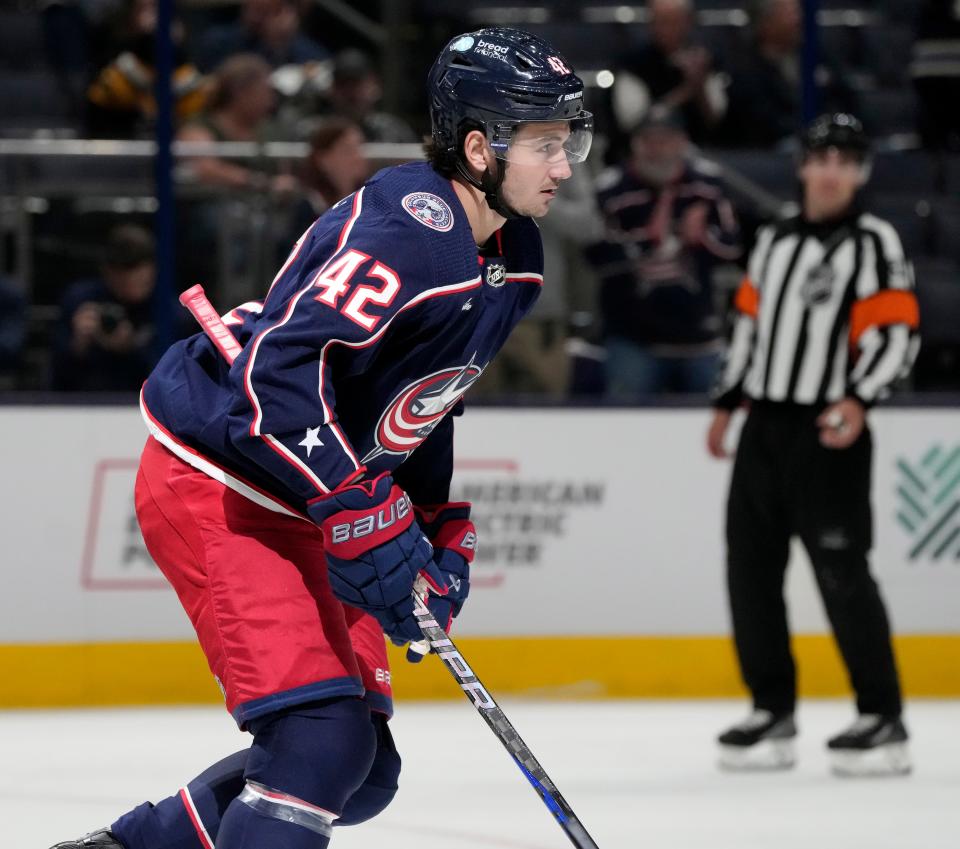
[707,114,920,775]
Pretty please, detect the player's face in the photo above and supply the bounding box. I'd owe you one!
[800,148,864,218]
[499,121,574,218]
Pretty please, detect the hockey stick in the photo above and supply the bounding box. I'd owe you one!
[410,582,601,849]
[180,285,601,849]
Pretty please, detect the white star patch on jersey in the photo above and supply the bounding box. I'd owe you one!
[298,426,324,457]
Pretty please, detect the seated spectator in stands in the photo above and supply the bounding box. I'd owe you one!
[195,0,328,73]
[288,117,370,237]
[717,0,856,148]
[51,224,160,392]
[86,0,208,138]
[912,0,960,151]
[587,107,741,398]
[317,48,418,143]
[176,53,296,194]
[612,0,726,147]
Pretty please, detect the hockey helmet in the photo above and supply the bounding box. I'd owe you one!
[427,28,592,215]
[801,113,870,161]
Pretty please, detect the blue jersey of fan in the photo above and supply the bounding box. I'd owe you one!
[141,161,544,516]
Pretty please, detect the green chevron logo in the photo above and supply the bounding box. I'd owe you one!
[895,444,960,561]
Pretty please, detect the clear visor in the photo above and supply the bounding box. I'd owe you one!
[487,113,594,166]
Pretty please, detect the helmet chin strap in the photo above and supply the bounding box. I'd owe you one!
[455,156,523,220]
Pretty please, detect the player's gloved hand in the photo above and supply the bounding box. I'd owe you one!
[414,502,475,628]
[403,502,476,663]
[308,473,448,645]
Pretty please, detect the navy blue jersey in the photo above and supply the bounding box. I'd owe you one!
[141,162,543,519]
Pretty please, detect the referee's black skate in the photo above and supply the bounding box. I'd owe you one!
[48,828,123,848]
[827,714,911,776]
[718,709,797,770]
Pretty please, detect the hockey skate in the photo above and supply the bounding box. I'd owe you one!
[48,828,123,848]
[827,714,912,777]
[718,709,797,770]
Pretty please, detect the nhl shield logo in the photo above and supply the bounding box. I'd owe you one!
[402,192,454,232]
[800,263,835,306]
[485,263,506,287]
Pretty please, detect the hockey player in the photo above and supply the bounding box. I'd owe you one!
[51,27,592,849]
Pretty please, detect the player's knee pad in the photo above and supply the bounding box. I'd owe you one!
[338,714,401,826]
[243,696,378,821]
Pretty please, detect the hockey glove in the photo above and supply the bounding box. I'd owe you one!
[415,502,475,628]
[402,502,476,662]
[308,473,448,645]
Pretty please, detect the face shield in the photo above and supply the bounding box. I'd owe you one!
[485,113,594,167]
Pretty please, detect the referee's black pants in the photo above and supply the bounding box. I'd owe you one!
[725,402,903,718]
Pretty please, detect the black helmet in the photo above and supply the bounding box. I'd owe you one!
[801,112,869,160]
[427,27,593,217]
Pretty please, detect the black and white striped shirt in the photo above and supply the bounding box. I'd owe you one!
[713,211,920,410]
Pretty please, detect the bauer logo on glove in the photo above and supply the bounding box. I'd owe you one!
[328,493,413,545]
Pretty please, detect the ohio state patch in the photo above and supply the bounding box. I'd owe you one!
[402,192,454,232]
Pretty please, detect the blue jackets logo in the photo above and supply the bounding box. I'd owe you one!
[364,355,484,462]
[402,192,454,232]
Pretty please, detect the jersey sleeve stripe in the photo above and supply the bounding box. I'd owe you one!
[848,289,919,346]
[325,420,363,470]
[336,188,364,252]
[261,433,333,493]
[267,220,315,297]
[504,272,544,285]
[244,280,319,438]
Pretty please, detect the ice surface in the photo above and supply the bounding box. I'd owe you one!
[5,700,957,849]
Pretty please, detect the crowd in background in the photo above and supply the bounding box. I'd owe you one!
[1,0,958,396]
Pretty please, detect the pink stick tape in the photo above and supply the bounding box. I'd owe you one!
[179,284,243,365]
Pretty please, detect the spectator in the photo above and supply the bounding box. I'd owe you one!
[911,0,960,151]
[288,117,370,237]
[319,48,418,143]
[195,0,328,73]
[717,0,855,148]
[86,0,208,138]
[175,54,297,303]
[51,224,160,392]
[587,107,741,397]
[612,0,726,146]
[176,53,295,193]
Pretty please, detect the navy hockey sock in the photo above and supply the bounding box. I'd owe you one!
[112,751,247,849]
[216,697,375,848]
[111,704,397,849]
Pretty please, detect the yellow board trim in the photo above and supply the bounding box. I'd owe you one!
[2,635,959,709]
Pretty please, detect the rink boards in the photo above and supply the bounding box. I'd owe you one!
[2,405,958,707]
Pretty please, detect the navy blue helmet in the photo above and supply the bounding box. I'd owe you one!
[427,28,593,216]
[801,113,870,160]
[429,27,592,160]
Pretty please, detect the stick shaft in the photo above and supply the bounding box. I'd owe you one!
[412,593,601,849]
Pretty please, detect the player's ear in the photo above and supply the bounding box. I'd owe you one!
[462,129,489,177]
